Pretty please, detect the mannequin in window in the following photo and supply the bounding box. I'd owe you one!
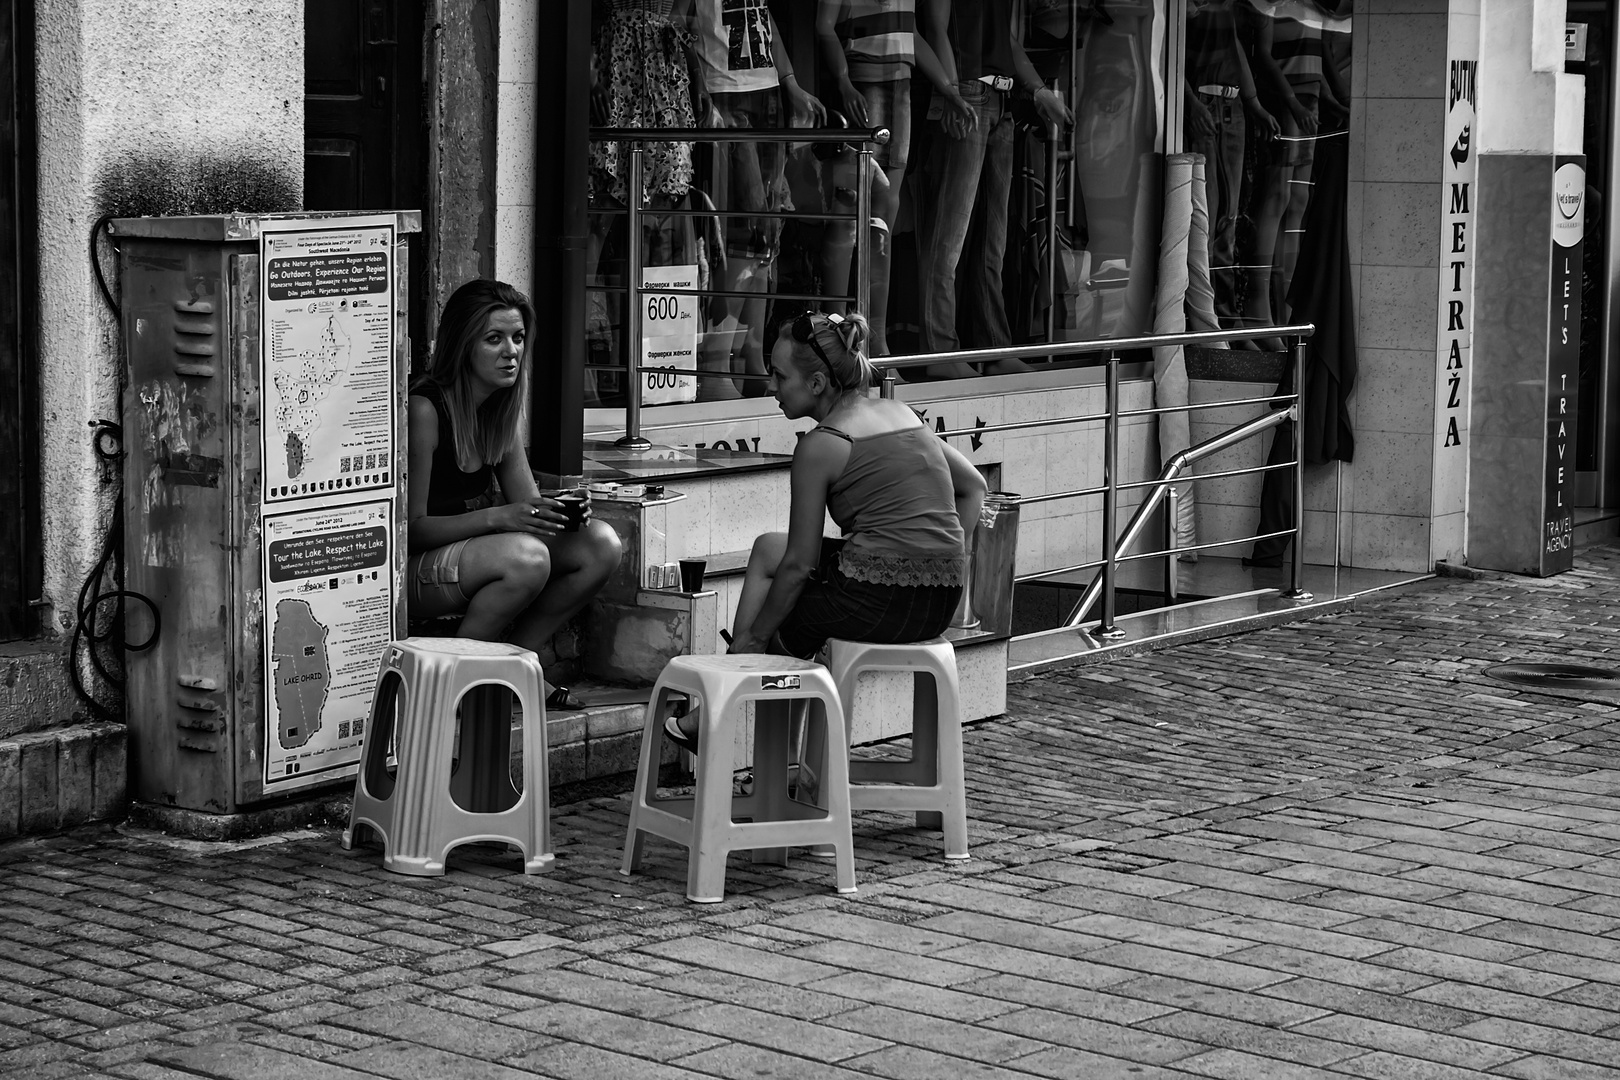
[587,0,707,406]
[687,0,825,396]
[814,0,976,359]
[1184,0,1277,326]
[1239,0,1350,348]
[915,0,1071,378]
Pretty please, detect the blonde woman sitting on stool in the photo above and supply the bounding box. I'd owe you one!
[664,310,986,751]
[407,279,623,710]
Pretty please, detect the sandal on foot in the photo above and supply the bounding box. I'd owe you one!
[663,714,700,755]
[545,685,586,711]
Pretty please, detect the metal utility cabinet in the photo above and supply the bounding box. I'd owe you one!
[114,211,418,814]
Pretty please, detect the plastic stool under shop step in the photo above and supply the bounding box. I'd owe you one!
[620,654,857,903]
[814,637,969,860]
[343,638,553,876]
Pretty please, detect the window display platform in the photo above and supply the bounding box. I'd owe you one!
[581,439,790,484]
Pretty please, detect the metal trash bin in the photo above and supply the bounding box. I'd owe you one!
[950,492,1020,637]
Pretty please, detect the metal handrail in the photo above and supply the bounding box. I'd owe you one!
[872,323,1315,396]
[933,392,1294,440]
[1015,528,1297,581]
[1035,336,1316,636]
[1017,459,1295,509]
[590,126,892,145]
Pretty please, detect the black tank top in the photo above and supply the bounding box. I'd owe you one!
[412,382,493,517]
[951,0,1018,82]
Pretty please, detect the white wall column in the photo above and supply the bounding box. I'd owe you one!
[33,0,302,638]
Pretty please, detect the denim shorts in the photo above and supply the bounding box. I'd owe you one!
[773,538,962,659]
[406,539,471,613]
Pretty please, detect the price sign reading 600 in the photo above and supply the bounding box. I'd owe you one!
[645,293,682,327]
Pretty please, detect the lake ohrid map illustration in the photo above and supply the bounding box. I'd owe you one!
[271,598,331,749]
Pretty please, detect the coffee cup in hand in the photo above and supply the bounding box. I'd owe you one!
[555,492,588,532]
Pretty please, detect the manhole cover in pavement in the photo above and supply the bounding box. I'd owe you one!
[1484,662,1620,690]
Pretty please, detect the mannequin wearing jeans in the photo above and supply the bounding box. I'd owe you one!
[917,0,1070,378]
[814,0,973,358]
[1184,0,1276,325]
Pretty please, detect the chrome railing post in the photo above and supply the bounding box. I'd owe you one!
[1090,354,1126,640]
[1043,106,1060,361]
[855,146,873,318]
[1163,486,1179,607]
[617,145,652,450]
[1283,334,1313,600]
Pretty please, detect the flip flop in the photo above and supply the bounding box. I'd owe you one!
[663,714,700,755]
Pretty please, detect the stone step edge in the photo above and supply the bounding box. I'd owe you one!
[0,640,80,740]
[0,722,128,840]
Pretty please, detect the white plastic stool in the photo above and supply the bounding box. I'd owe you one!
[343,638,553,876]
[820,637,969,860]
[621,654,857,903]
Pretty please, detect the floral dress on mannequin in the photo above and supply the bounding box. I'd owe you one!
[589,0,697,205]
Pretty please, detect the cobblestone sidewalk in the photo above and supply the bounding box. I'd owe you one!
[4,546,1620,1079]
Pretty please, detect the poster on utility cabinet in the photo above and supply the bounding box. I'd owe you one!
[261,500,394,791]
[260,215,396,504]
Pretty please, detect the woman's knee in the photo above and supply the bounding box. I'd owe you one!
[582,520,623,578]
[506,535,552,595]
[749,531,789,570]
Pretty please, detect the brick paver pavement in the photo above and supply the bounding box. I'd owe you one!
[5,545,1620,1079]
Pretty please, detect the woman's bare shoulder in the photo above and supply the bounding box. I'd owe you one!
[408,395,440,443]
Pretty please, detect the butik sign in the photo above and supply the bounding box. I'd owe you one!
[1542,157,1584,574]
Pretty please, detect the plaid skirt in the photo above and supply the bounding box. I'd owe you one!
[773,538,962,659]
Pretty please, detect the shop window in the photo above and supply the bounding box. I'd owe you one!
[1181,0,1352,346]
[583,0,1165,409]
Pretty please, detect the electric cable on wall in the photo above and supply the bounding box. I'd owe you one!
[69,221,158,722]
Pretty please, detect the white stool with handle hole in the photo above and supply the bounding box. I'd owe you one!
[621,653,857,903]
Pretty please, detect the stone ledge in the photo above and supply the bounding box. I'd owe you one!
[0,722,127,839]
[0,639,81,739]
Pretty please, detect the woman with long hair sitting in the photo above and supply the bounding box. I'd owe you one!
[407,279,623,708]
[665,310,986,750]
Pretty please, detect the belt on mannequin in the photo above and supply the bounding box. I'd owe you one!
[977,74,1014,92]
[1197,84,1241,98]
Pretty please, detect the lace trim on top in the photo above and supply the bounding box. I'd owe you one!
[839,549,965,587]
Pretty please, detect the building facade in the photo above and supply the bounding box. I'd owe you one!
[0,0,1614,834]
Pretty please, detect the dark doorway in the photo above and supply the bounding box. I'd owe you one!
[0,0,39,642]
[1569,1,1615,507]
[304,0,428,359]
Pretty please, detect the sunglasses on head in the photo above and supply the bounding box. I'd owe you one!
[791,311,848,377]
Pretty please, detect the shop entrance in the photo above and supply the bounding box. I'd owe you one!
[0,0,37,642]
[303,0,426,359]
[1569,2,1618,511]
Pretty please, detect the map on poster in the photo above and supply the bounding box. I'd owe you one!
[262,499,394,790]
[260,216,396,504]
